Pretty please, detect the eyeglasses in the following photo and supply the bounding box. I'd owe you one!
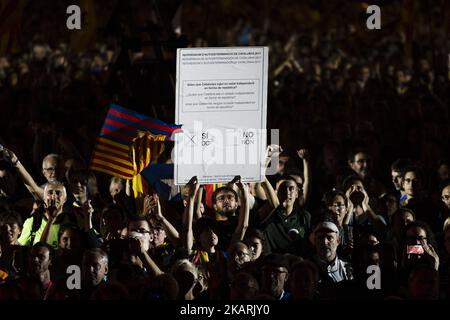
[407,236,427,242]
[131,228,151,234]
[216,195,236,202]
[354,159,371,164]
[233,251,250,258]
[331,203,346,209]
[262,266,288,274]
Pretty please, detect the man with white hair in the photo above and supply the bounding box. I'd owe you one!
[2,148,65,201]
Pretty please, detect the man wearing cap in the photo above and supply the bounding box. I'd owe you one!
[261,253,292,300]
[312,221,353,286]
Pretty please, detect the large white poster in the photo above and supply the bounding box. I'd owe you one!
[174,47,268,185]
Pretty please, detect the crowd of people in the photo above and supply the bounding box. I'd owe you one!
[0,0,449,300]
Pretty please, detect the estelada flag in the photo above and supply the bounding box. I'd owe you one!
[90,103,181,180]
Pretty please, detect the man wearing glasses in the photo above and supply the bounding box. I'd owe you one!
[260,253,291,300]
[347,147,385,199]
[2,148,65,201]
[128,217,153,253]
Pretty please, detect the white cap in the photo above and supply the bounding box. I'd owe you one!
[313,221,340,235]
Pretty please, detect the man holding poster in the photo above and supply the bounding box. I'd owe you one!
[174,47,269,185]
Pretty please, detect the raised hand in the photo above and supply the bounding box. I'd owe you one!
[421,241,440,270]
[361,189,370,211]
[297,149,309,161]
[266,144,282,159]
[229,175,241,185]
[143,195,152,216]
[345,188,356,213]
[186,176,200,199]
[128,236,145,256]
[79,187,88,205]
[81,199,94,217]
[347,187,364,207]
[2,148,19,166]
[232,175,248,193]
[148,194,163,220]
[44,198,58,220]
[265,144,282,168]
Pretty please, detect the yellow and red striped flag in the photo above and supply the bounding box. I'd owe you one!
[90,104,181,179]
[204,183,223,209]
[129,131,167,207]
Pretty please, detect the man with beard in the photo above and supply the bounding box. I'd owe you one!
[211,176,249,250]
[311,221,353,298]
